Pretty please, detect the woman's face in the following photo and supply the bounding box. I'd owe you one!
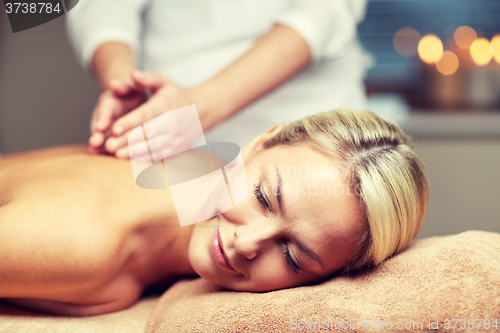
[188,126,366,292]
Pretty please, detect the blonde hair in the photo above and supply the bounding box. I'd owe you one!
[263,108,429,273]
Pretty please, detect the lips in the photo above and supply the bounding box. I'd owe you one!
[211,224,236,272]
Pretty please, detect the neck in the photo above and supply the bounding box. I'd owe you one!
[135,224,198,290]
[165,225,197,276]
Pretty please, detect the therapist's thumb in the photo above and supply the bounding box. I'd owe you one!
[132,70,170,89]
[108,79,135,96]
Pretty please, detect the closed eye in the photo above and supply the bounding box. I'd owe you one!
[254,182,300,273]
[284,243,300,274]
[253,182,270,212]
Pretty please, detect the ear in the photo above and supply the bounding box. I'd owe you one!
[242,124,284,159]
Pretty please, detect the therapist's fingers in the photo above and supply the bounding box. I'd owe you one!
[105,129,130,154]
[89,127,113,153]
[111,127,178,159]
[93,92,121,133]
[115,143,148,160]
[88,145,101,154]
[108,79,135,96]
[111,96,165,136]
[108,78,146,98]
[88,144,109,155]
[114,132,160,159]
[116,135,175,160]
[89,131,105,149]
[94,91,145,134]
[132,70,170,90]
[104,126,148,154]
[115,147,130,159]
[115,146,151,161]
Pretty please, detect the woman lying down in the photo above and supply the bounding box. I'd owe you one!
[0,109,429,316]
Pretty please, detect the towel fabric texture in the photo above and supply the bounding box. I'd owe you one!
[0,296,158,333]
[147,230,500,333]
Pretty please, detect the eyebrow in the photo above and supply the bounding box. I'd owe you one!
[297,241,323,267]
[274,164,323,268]
[274,164,285,215]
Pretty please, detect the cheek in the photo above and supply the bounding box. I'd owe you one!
[246,250,333,291]
[244,257,300,291]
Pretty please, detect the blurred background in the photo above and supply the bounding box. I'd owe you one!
[361,0,500,112]
[0,0,499,238]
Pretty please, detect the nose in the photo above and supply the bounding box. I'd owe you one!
[233,220,280,260]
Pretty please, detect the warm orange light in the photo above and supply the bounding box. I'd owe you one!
[418,34,444,64]
[491,34,500,64]
[469,38,493,66]
[436,51,459,75]
[393,27,421,56]
[453,26,477,49]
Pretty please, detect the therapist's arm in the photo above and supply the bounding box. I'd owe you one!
[92,41,137,90]
[192,23,311,131]
[107,23,311,157]
[88,41,146,152]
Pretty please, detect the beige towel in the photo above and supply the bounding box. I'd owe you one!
[0,296,158,333]
[147,230,500,333]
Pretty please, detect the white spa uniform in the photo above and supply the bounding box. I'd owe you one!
[67,0,373,148]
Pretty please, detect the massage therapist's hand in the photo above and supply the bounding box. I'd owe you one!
[88,79,147,154]
[105,71,202,159]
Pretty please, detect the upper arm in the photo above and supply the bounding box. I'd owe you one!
[66,0,150,71]
[274,0,362,62]
[2,275,142,316]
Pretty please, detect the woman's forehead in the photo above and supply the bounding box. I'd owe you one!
[257,145,364,239]
[255,145,347,180]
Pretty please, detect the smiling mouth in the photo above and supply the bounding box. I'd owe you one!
[211,219,236,272]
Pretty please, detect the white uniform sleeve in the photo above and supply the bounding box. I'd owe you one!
[66,0,150,72]
[274,0,368,64]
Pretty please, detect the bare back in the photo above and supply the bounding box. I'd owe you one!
[0,145,196,315]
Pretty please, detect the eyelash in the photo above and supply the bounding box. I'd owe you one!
[253,182,299,274]
[253,182,270,212]
[284,244,300,274]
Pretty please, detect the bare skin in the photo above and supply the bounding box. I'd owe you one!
[0,145,197,316]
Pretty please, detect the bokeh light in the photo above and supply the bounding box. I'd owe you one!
[469,38,493,66]
[436,51,459,75]
[393,27,421,56]
[491,34,500,64]
[418,34,444,64]
[453,26,477,49]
